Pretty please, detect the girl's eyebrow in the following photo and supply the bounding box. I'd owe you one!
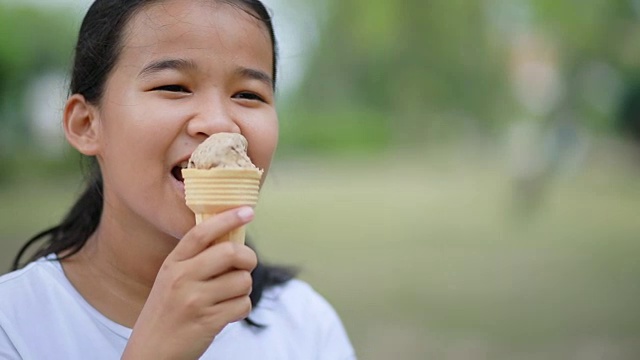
[138,58,273,88]
[236,67,274,89]
[138,58,197,78]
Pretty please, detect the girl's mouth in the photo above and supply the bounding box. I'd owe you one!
[171,161,189,183]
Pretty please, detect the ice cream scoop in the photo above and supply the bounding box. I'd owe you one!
[187,133,258,170]
[182,133,263,244]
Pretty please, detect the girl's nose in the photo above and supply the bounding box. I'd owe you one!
[186,99,241,138]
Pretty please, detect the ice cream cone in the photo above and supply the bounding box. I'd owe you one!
[182,168,263,245]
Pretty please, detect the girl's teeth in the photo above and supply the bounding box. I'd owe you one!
[179,161,189,169]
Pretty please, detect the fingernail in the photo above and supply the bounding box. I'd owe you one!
[237,207,254,222]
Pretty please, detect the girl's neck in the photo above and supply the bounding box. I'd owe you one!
[60,209,178,328]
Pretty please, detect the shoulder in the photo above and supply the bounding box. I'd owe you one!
[0,259,61,319]
[252,279,356,359]
[265,279,327,306]
[0,260,60,357]
[0,259,127,359]
[0,257,87,327]
[258,279,336,321]
[0,259,54,299]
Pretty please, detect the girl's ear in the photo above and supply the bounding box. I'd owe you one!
[63,94,101,156]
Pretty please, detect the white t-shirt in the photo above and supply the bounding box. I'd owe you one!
[0,258,355,360]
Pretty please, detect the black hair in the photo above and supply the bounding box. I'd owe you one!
[12,0,293,326]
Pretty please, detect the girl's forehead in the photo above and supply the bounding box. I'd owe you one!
[122,1,270,51]
[111,0,273,77]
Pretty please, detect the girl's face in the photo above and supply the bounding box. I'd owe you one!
[93,0,277,239]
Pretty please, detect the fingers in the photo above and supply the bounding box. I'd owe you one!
[173,270,253,332]
[187,241,257,280]
[216,294,253,324]
[203,293,253,329]
[172,270,252,313]
[170,206,255,262]
[198,269,253,305]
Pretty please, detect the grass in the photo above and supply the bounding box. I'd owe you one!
[1,142,640,359]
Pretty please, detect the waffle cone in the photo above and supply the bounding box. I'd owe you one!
[182,168,263,244]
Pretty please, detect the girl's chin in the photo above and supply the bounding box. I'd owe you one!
[165,217,196,241]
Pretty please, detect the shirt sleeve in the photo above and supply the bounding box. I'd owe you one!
[317,304,357,360]
[308,288,357,360]
[263,279,358,359]
[0,322,21,360]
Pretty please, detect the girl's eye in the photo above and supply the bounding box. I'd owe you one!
[152,85,191,93]
[233,92,265,102]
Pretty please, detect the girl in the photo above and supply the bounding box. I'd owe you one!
[0,1,355,359]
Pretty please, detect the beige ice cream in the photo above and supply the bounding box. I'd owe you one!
[182,133,263,244]
[187,133,258,170]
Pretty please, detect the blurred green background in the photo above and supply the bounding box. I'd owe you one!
[2,0,640,359]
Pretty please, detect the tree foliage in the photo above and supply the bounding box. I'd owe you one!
[288,0,640,149]
[0,4,77,152]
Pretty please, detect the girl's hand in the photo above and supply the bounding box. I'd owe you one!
[122,207,257,360]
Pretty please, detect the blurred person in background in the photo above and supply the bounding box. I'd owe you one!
[0,1,355,359]
[505,33,561,218]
